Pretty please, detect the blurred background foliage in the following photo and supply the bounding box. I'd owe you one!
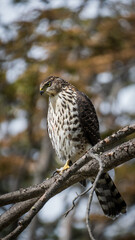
[0,0,135,239]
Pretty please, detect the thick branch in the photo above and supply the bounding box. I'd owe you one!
[0,198,37,231]
[0,138,134,234]
[0,138,134,209]
[80,138,135,178]
[0,124,134,207]
[92,123,135,153]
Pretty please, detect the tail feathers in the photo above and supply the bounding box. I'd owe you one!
[94,173,126,218]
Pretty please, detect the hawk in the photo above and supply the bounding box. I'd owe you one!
[40,76,126,218]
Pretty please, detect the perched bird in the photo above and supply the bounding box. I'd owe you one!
[40,76,126,218]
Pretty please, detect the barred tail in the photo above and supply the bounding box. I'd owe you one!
[95,173,126,218]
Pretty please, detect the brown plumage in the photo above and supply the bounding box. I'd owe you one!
[40,76,126,218]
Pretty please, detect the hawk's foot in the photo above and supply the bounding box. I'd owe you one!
[56,160,70,175]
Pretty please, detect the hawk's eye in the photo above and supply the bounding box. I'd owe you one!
[46,82,51,87]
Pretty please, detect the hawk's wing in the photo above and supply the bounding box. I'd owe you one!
[76,90,100,146]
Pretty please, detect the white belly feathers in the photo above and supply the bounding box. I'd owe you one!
[47,90,91,163]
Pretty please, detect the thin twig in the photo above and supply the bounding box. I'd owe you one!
[86,152,103,240]
[64,185,92,217]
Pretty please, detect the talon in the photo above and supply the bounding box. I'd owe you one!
[63,161,70,171]
[56,167,64,175]
[56,160,70,175]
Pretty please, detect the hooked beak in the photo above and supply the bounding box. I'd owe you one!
[40,89,44,95]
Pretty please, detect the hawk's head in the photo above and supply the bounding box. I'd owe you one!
[40,76,69,96]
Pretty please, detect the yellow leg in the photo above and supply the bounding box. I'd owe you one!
[56,160,70,175]
[63,160,70,171]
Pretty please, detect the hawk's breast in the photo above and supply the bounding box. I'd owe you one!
[47,88,91,163]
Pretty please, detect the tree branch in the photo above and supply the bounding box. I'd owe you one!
[0,124,134,206]
[0,124,135,239]
[0,198,38,231]
[64,186,92,217]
